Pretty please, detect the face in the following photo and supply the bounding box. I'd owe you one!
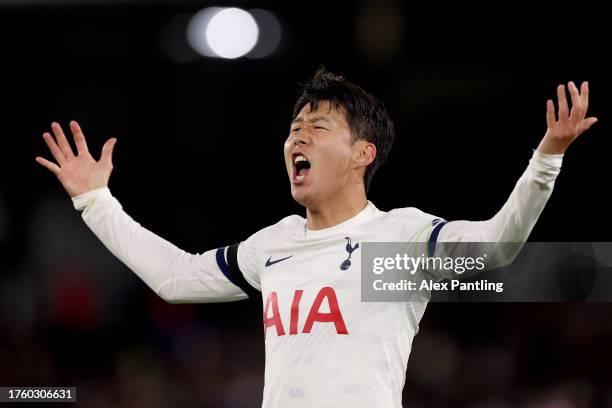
[284,101,373,208]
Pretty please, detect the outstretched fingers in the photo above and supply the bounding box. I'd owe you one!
[575,81,597,133]
[568,81,584,121]
[69,120,89,155]
[51,122,76,159]
[100,138,117,166]
[541,81,597,154]
[42,131,66,165]
[580,81,590,113]
[582,116,598,132]
[556,84,569,122]
[546,99,556,129]
[35,156,61,176]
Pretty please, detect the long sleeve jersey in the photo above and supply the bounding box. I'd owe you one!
[72,149,563,407]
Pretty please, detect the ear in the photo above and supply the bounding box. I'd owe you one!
[352,139,376,170]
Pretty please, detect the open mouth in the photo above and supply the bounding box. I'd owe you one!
[292,153,311,183]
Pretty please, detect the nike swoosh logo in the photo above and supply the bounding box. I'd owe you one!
[265,255,293,267]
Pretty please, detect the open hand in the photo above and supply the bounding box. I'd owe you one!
[537,81,598,155]
[35,121,117,197]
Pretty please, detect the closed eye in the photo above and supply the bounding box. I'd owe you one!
[290,126,327,133]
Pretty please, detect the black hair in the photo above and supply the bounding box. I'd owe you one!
[292,67,395,193]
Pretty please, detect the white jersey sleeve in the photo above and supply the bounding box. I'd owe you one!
[72,187,252,303]
[425,149,563,277]
[236,235,261,291]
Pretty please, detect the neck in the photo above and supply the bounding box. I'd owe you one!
[305,188,368,230]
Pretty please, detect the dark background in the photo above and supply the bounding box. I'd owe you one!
[1,0,611,407]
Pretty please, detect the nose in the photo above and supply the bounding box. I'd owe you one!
[292,131,310,146]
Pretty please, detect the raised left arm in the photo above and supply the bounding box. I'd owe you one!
[434,82,598,269]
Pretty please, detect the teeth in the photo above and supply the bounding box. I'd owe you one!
[296,175,305,181]
[294,155,308,164]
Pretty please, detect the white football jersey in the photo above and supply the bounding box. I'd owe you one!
[228,203,441,407]
[72,149,563,407]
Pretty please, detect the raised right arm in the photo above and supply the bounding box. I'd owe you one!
[72,187,247,303]
[36,121,248,303]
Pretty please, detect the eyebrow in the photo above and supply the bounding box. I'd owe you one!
[290,116,332,127]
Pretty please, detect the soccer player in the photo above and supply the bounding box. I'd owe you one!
[36,69,597,407]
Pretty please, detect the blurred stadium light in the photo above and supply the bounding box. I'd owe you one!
[186,7,225,58]
[187,7,281,60]
[0,0,282,62]
[189,7,258,59]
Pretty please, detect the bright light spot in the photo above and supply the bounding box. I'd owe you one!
[205,8,259,59]
[187,7,223,57]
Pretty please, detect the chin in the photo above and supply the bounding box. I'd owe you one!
[290,186,317,208]
[290,189,309,207]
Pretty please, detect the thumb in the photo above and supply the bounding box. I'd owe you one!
[100,138,117,166]
[583,117,598,132]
